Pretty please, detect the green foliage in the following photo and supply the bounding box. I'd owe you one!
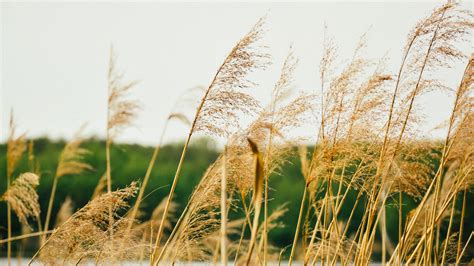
[1,137,473,259]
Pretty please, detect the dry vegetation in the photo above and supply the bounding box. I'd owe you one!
[1,2,473,265]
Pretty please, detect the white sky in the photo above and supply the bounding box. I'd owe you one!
[1,1,473,146]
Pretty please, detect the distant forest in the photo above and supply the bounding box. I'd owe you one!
[1,137,472,259]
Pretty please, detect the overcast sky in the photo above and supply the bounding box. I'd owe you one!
[1,1,472,146]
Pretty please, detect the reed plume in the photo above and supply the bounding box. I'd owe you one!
[405,55,473,264]
[302,32,392,265]
[150,17,270,264]
[33,182,139,264]
[43,127,92,241]
[106,46,140,193]
[357,4,473,263]
[107,47,140,143]
[2,172,40,226]
[105,46,140,241]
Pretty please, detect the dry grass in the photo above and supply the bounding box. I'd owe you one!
[1,2,473,265]
[1,173,40,226]
[43,127,92,244]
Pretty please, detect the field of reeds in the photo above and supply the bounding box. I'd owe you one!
[1,2,473,265]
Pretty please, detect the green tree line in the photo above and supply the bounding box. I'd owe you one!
[1,137,472,259]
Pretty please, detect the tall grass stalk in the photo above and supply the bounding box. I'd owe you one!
[288,184,307,265]
[441,191,457,265]
[456,189,467,262]
[220,146,228,266]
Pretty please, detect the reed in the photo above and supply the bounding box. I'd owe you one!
[150,16,269,265]
[106,46,140,238]
[2,2,473,265]
[43,127,92,243]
